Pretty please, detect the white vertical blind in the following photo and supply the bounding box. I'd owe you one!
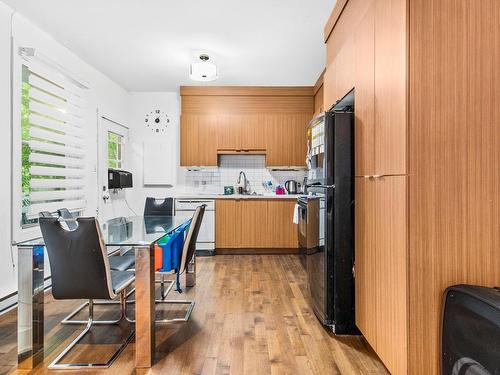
[22,62,87,220]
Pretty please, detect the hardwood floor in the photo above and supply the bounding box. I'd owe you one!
[0,255,388,375]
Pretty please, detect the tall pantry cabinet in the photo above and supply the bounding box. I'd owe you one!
[324,1,500,374]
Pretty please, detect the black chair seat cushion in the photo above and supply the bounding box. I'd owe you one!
[109,256,135,271]
[122,248,135,257]
[111,270,135,293]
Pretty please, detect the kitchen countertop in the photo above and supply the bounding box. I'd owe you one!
[175,193,304,200]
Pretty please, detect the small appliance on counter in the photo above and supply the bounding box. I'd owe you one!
[284,180,299,194]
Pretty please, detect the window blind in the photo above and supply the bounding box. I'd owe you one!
[21,61,87,223]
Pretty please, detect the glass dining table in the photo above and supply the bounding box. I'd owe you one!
[14,215,191,370]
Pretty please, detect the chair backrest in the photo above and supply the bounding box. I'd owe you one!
[179,204,205,273]
[39,217,115,300]
[57,208,78,231]
[144,197,173,216]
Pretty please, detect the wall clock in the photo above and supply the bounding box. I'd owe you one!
[145,109,170,133]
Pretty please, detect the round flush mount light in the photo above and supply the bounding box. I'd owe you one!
[189,54,218,82]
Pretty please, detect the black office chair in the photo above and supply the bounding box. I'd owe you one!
[140,197,174,299]
[156,204,205,323]
[39,217,135,369]
[144,197,173,216]
[54,209,135,325]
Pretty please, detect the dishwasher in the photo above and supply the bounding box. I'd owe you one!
[174,199,215,256]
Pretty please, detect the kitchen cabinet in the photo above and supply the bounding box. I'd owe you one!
[240,200,268,248]
[180,114,218,166]
[180,87,313,167]
[354,3,375,176]
[215,199,298,250]
[354,177,377,349]
[374,0,406,175]
[180,114,199,167]
[215,199,241,248]
[266,200,298,248]
[324,0,500,373]
[354,175,407,374]
[374,175,407,375]
[216,114,241,151]
[217,114,266,152]
[266,113,309,167]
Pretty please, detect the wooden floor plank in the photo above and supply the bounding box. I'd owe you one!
[0,255,389,374]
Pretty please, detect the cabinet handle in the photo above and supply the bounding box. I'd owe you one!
[362,174,387,179]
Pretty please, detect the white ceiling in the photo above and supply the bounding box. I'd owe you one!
[4,0,335,91]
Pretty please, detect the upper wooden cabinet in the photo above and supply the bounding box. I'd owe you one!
[180,86,313,167]
[180,114,218,166]
[324,0,405,176]
[266,113,309,167]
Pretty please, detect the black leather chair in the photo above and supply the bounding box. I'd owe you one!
[39,217,135,369]
[54,208,135,325]
[144,197,173,216]
[141,197,174,298]
[156,204,205,323]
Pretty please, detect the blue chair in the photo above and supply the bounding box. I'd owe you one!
[157,221,191,292]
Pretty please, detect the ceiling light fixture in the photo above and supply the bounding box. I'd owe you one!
[189,54,218,82]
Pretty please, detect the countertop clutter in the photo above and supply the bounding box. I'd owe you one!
[175,193,304,200]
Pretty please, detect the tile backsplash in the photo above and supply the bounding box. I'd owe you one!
[184,155,306,194]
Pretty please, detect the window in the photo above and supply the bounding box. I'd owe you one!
[107,131,123,169]
[20,62,86,227]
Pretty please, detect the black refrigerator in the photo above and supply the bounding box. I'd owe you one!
[302,89,356,334]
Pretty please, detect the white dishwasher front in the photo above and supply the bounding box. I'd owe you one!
[174,199,215,255]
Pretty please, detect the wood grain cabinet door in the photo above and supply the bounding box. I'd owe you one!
[374,0,407,175]
[265,114,308,167]
[240,200,269,248]
[215,200,241,248]
[266,200,298,248]
[354,177,377,350]
[240,114,266,151]
[198,114,218,166]
[374,175,407,375]
[354,3,375,176]
[180,114,199,166]
[216,114,242,151]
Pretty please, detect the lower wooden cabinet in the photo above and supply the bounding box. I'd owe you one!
[355,175,407,375]
[215,199,241,247]
[266,200,298,248]
[215,199,298,249]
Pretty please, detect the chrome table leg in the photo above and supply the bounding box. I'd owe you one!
[17,245,44,370]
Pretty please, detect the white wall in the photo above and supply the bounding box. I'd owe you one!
[0,4,131,302]
[125,92,186,215]
[0,2,15,302]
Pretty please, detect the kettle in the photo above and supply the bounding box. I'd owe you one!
[284,180,299,194]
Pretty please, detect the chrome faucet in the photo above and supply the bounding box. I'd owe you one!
[237,171,249,194]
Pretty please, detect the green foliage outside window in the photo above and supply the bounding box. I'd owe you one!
[108,132,122,169]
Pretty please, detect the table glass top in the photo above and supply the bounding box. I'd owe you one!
[15,215,189,247]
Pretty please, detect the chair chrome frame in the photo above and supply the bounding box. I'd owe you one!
[38,216,136,369]
[49,284,134,369]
